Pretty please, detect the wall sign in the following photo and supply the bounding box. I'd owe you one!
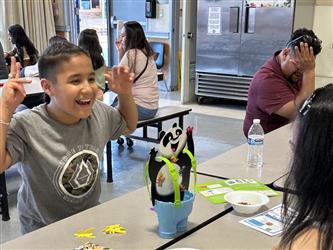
[208,6,221,35]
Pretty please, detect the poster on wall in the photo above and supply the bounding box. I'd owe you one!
[246,0,292,8]
[207,6,221,35]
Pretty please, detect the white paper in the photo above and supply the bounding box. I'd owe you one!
[239,204,287,236]
[200,187,233,197]
[207,183,223,189]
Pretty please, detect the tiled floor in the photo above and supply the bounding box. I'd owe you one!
[0,90,247,244]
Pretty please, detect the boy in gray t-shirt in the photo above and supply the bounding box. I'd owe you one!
[0,42,138,234]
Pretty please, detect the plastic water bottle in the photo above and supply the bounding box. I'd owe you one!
[247,119,264,168]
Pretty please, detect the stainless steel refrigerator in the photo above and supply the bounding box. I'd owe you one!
[195,0,314,101]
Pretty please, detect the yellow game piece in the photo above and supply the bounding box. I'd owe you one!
[102,224,126,235]
[74,227,96,238]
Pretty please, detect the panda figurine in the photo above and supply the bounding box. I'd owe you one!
[147,123,194,205]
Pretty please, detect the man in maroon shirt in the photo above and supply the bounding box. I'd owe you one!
[243,28,322,137]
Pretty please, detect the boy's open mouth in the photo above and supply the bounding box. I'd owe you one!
[76,99,91,106]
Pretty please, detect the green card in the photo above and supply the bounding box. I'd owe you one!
[196,178,280,204]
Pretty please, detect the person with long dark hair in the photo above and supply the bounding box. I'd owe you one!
[115,21,159,120]
[78,29,105,100]
[275,84,333,249]
[4,24,39,67]
[114,21,159,146]
[0,41,8,79]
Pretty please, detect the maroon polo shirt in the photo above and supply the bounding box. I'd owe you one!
[243,51,300,137]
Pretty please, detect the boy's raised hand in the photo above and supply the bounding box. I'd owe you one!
[104,65,134,95]
[0,57,32,115]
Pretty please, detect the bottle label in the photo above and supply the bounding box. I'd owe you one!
[248,137,264,145]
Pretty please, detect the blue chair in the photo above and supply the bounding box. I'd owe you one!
[150,42,169,91]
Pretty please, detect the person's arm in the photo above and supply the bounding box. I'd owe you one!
[104,65,137,135]
[275,228,320,250]
[115,40,124,63]
[288,228,320,250]
[275,43,315,119]
[0,57,31,173]
[22,55,37,68]
[4,47,17,59]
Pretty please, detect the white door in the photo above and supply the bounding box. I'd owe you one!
[181,0,197,103]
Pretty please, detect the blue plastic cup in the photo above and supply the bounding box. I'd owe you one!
[154,190,195,238]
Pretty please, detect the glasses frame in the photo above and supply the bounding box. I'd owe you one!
[299,92,316,116]
[299,84,333,116]
[286,34,322,48]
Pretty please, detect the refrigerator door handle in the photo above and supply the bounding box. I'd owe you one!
[245,7,256,33]
[229,7,240,33]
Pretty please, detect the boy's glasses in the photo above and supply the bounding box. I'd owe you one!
[286,34,322,48]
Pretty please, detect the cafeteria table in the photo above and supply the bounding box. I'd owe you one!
[1,174,232,249]
[272,173,297,194]
[197,124,293,185]
[0,77,44,96]
[167,196,283,249]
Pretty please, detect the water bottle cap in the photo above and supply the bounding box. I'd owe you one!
[253,119,260,124]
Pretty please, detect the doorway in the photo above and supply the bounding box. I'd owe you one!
[74,0,146,67]
[71,0,182,96]
[74,0,110,66]
[108,0,146,66]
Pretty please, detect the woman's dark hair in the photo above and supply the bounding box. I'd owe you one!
[123,21,154,73]
[279,83,333,250]
[38,42,89,103]
[78,29,104,70]
[8,24,39,65]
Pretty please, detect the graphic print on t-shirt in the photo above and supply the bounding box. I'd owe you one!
[55,149,99,201]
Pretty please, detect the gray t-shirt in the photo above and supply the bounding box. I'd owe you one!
[6,100,126,233]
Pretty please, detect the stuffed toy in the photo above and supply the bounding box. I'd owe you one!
[146,123,195,205]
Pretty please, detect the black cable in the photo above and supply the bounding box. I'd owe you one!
[193,170,227,180]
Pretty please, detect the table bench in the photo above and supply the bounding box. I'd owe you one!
[105,106,192,182]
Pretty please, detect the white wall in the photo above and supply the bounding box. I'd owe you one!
[54,0,65,28]
[313,1,333,87]
[146,2,169,33]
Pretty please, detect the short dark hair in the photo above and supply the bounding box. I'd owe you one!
[286,28,322,55]
[48,35,68,46]
[38,42,89,103]
[38,42,89,83]
[279,83,333,250]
